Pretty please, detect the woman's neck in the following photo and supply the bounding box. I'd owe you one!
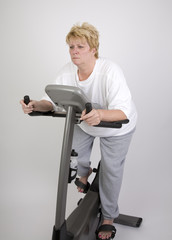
[78,58,97,81]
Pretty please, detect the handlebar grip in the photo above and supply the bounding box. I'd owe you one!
[85,102,92,114]
[24,95,30,105]
[23,95,35,116]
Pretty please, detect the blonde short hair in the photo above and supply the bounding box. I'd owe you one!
[66,22,99,58]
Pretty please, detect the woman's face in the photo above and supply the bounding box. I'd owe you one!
[68,37,96,67]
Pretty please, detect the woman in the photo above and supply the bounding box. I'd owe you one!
[20,22,137,240]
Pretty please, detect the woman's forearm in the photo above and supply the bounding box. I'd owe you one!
[33,100,54,112]
[98,109,127,122]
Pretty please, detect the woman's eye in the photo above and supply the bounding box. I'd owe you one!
[69,45,84,49]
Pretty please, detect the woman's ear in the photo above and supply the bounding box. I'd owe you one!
[91,48,96,55]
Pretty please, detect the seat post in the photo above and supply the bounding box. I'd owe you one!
[54,105,76,230]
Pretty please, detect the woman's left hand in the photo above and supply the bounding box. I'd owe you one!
[80,109,102,126]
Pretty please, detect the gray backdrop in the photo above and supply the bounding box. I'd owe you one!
[1,0,172,239]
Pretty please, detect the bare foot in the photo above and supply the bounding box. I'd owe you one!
[98,219,114,239]
[77,168,92,193]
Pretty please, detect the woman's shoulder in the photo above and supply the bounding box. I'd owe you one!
[97,57,123,74]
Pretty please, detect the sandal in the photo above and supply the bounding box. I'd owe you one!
[74,178,90,194]
[96,224,116,240]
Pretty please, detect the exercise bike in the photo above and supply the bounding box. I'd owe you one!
[24,85,142,240]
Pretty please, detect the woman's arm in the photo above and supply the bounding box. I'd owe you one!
[80,109,127,126]
[20,99,54,114]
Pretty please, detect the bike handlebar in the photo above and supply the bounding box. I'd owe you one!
[24,96,129,128]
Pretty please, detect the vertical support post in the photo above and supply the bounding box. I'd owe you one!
[54,106,76,230]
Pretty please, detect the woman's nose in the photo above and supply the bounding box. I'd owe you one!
[72,47,78,54]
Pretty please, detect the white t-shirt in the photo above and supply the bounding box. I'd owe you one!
[43,58,137,137]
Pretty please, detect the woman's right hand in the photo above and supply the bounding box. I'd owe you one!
[20,99,35,114]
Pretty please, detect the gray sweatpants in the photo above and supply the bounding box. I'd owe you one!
[72,125,135,220]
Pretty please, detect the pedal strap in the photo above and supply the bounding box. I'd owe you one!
[74,178,90,194]
[96,224,116,239]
